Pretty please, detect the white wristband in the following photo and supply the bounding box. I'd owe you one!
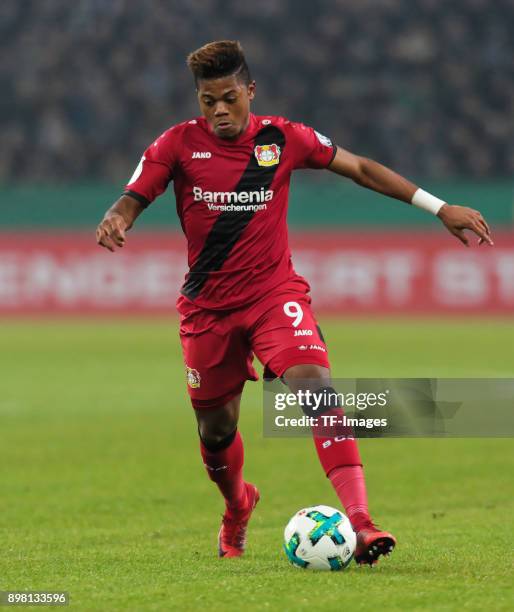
[411,188,446,215]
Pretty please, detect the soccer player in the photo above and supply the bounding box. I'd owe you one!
[96,41,493,565]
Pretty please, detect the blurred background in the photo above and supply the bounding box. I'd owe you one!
[1,0,513,315]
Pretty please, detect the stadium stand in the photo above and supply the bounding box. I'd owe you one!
[1,0,513,182]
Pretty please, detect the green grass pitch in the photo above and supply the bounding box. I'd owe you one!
[1,319,513,611]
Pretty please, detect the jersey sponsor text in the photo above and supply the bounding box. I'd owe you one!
[193,185,273,205]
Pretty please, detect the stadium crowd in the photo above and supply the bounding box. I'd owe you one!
[2,0,513,182]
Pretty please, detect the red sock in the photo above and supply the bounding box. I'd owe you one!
[312,407,372,531]
[327,466,372,532]
[200,429,247,513]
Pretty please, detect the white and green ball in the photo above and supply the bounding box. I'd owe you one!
[284,505,356,570]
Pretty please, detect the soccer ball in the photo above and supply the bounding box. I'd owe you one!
[283,505,356,570]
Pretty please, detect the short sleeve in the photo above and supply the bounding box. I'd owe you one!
[123,128,177,207]
[287,122,337,170]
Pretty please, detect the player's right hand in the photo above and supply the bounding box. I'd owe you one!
[96,213,127,252]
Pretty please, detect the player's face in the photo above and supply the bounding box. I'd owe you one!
[197,75,256,140]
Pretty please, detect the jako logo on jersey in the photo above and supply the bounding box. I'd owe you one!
[298,344,326,352]
[192,152,212,159]
[186,366,201,388]
[193,186,273,204]
[294,329,313,336]
[254,144,281,167]
[309,344,326,352]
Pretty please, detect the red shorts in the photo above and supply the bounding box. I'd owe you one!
[177,277,330,410]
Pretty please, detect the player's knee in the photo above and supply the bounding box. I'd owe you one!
[198,423,237,447]
[195,404,239,447]
[297,386,341,417]
[283,364,330,388]
[283,365,338,417]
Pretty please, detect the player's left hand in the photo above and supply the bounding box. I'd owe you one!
[437,204,493,247]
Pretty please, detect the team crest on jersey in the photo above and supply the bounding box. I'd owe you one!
[186,366,201,388]
[254,144,281,167]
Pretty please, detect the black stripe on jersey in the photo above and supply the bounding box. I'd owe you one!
[181,125,286,300]
[123,190,151,208]
[316,324,326,343]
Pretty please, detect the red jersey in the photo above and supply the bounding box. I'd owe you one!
[124,113,336,310]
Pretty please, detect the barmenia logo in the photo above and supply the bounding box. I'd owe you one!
[193,186,273,212]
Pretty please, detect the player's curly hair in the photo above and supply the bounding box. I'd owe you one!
[187,40,251,85]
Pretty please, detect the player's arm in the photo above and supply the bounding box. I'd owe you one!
[96,129,175,252]
[327,146,493,247]
[96,195,145,252]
